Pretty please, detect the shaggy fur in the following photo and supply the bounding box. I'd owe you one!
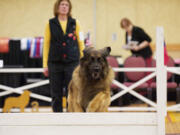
[68,47,114,112]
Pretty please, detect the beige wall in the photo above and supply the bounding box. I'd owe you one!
[0,0,94,38]
[0,0,180,58]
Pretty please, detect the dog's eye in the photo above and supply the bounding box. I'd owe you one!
[91,57,95,61]
[97,57,101,62]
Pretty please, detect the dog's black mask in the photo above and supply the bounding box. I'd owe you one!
[80,47,111,81]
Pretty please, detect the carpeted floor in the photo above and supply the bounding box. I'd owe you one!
[166,112,180,134]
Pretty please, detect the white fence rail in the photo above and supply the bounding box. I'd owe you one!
[0,67,179,112]
[0,113,157,135]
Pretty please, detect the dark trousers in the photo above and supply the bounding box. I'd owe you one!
[48,61,78,112]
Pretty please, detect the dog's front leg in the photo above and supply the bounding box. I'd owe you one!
[73,102,84,112]
[86,91,110,112]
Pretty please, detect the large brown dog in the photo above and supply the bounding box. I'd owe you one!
[68,47,114,112]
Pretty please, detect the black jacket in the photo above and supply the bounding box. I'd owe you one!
[48,17,80,63]
[126,26,152,58]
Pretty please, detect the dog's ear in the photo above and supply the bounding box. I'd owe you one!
[101,46,111,57]
[80,56,85,64]
[83,46,94,57]
[83,49,88,57]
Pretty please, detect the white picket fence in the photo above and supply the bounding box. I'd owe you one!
[0,27,180,135]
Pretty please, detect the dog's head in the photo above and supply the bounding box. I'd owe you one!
[80,46,111,81]
[23,90,31,96]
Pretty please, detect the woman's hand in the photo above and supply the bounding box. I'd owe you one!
[131,41,150,52]
[43,67,49,77]
[131,45,140,51]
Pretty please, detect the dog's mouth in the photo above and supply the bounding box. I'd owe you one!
[91,72,101,80]
[88,64,103,80]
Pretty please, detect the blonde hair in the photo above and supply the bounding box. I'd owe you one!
[53,0,72,17]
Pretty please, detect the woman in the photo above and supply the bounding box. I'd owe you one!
[43,0,84,112]
[120,18,153,67]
